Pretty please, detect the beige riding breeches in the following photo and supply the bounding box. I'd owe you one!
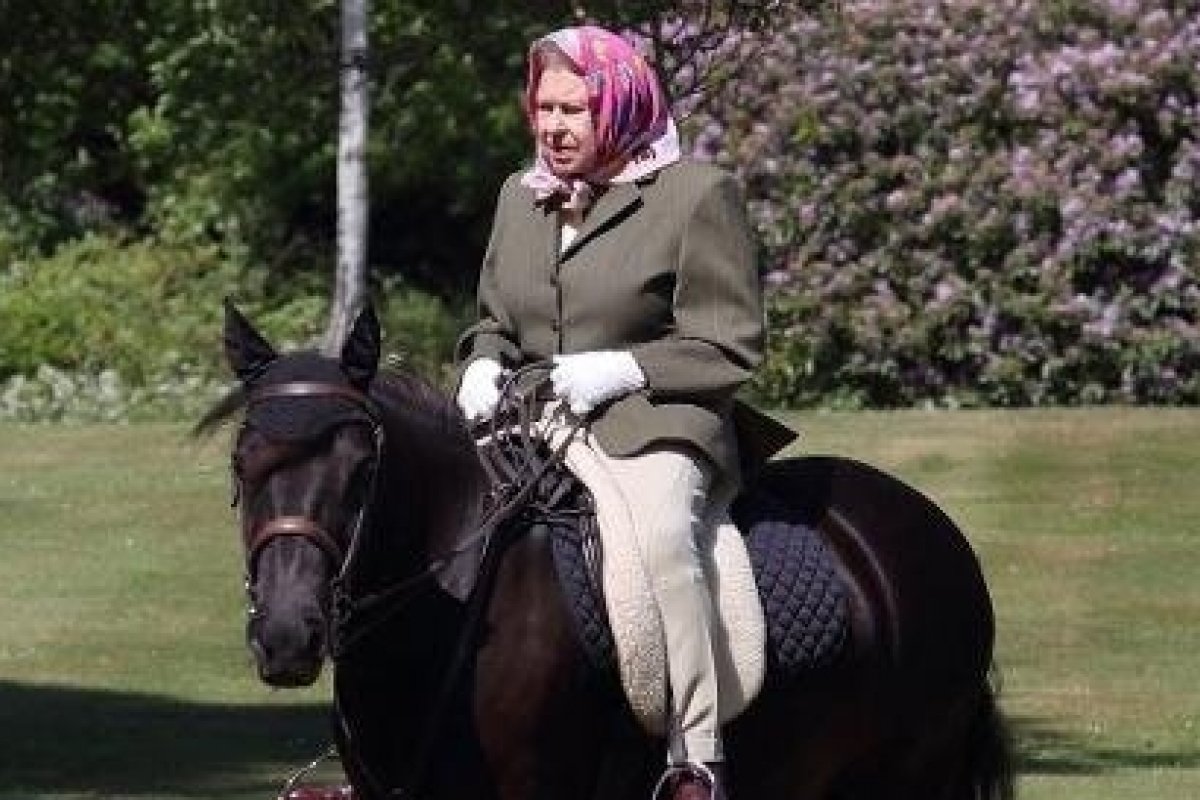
[587,441,731,765]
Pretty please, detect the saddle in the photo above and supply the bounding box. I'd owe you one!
[472,416,849,735]
[549,479,850,681]
[542,453,849,733]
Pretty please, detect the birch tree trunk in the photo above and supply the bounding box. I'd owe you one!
[324,0,370,353]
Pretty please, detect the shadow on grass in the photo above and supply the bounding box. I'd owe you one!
[0,680,334,797]
[1013,715,1200,776]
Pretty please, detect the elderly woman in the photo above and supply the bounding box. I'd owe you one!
[455,25,765,800]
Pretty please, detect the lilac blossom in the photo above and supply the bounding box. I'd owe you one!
[681,0,1200,407]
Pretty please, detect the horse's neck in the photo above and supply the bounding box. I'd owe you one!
[413,453,489,564]
[372,424,489,578]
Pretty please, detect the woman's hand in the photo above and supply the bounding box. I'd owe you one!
[457,358,507,422]
[551,351,645,415]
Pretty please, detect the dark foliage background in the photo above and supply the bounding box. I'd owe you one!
[1,1,1196,418]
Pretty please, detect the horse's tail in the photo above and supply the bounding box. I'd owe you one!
[958,668,1016,800]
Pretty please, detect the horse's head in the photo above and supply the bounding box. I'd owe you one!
[223,300,381,686]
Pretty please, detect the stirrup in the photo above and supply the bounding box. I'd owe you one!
[651,761,719,800]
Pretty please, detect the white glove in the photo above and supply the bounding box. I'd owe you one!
[457,358,506,422]
[550,350,646,416]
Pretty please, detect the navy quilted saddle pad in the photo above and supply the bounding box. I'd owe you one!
[539,478,850,685]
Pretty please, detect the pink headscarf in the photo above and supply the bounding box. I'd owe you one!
[520,26,681,209]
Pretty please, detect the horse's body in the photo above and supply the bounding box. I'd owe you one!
[209,303,1012,800]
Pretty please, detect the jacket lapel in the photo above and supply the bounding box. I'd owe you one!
[560,182,642,261]
[527,195,560,276]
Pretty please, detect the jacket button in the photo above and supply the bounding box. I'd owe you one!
[551,319,561,332]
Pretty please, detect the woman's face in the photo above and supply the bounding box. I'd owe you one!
[534,66,598,178]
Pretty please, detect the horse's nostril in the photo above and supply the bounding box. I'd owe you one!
[252,608,326,662]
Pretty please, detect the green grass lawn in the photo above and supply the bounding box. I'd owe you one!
[0,424,337,800]
[1,409,1198,798]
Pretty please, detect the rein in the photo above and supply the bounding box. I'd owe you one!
[327,363,583,658]
[389,368,587,799]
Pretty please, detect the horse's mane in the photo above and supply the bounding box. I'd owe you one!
[369,366,478,469]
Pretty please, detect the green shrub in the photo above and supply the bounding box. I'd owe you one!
[0,234,469,421]
[0,234,235,383]
[376,277,472,387]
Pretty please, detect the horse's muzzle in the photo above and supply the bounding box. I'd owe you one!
[249,614,326,687]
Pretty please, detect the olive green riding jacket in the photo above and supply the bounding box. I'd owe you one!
[456,159,788,479]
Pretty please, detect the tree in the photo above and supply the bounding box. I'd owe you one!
[326,0,371,352]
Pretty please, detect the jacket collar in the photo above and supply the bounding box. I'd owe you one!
[560,181,642,260]
[524,170,660,263]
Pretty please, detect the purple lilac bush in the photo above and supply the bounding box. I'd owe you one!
[686,0,1200,407]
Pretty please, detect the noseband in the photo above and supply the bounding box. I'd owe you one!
[236,381,384,592]
[248,515,346,573]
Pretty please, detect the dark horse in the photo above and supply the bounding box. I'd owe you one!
[201,301,1013,800]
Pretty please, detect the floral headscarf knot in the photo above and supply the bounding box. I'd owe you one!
[521,25,681,209]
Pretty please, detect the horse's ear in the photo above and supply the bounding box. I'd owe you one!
[223,298,277,383]
[341,303,380,388]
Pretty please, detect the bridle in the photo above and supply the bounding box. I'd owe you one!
[233,375,532,650]
[234,381,385,621]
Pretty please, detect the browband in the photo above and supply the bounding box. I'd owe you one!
[248,381,380,421]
